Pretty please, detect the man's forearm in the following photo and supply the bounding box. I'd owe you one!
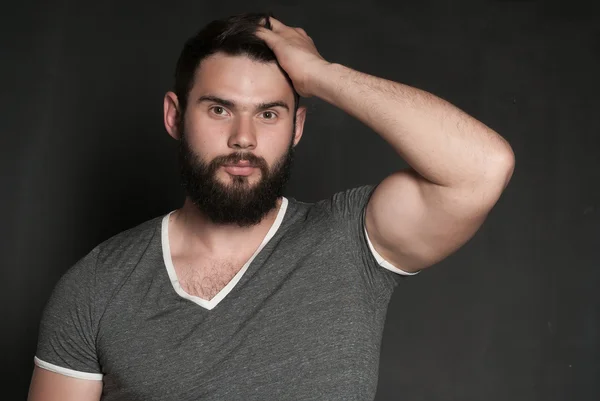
[308,62,514,190]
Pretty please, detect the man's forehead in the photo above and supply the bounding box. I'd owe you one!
[191,53,294,106]
[194,53,286,84]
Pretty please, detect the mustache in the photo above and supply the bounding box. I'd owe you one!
[212,152,267,169]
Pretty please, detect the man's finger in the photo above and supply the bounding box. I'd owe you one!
[255,26,279,46]
[267,17,287,32]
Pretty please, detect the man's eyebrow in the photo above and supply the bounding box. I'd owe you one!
[197,95,290,112]
[197,95,235,108]
[257,101,290,112]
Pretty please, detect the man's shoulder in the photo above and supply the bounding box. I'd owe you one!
[280,185,376,243]
[53,213,167,300]
[97,214,164,252]
[91,213,166,268]
[289,184,376,219]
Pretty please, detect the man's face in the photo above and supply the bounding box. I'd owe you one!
[177,53,303,227]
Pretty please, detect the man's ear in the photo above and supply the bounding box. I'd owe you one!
[164,92,182,140]
[293,106,307,146]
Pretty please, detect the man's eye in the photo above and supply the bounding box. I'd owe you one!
[262,111,276,119]
[211,106,226,115]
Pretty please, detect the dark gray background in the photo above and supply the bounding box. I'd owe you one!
[2,0,599,400]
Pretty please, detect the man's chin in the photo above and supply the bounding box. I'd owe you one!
[217,170,263,186]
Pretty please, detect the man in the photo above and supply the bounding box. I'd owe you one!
[28,13,514,401]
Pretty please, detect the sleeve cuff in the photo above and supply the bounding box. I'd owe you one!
[34,356,103,381]
[364,224,419,276]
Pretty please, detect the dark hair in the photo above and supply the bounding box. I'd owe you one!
[173,13,300,121]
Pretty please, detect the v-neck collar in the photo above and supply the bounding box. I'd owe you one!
[161,198,289,310]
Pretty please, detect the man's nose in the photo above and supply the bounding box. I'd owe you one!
[227,115,257,150]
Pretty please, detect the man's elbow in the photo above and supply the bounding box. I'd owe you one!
[495,144,515,190]
[479,145,515,208]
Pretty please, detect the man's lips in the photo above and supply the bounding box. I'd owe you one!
[222,162,258,176]
[223,161,255,167]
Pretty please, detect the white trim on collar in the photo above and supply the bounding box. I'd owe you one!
[161,198,289,310]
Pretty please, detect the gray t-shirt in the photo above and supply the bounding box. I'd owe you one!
[34,185,416,401]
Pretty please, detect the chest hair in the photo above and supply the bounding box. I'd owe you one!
[175,257,245,301]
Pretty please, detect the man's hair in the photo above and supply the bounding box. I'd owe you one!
[173,13,300,120]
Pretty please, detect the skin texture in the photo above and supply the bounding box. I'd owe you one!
[28,367,102,401]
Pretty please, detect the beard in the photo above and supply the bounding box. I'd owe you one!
[177,131,294,228]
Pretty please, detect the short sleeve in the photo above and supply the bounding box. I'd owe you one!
[34,247,103,380]
[330,185,417,302]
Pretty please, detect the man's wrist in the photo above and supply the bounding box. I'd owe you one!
[304,61,343,100]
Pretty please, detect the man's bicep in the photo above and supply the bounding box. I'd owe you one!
[28,366,103,401]
[366,168,490,273]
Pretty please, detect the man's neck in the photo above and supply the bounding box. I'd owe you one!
[169,197,283,258]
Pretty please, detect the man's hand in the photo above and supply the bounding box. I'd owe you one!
[256,17,330,97]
